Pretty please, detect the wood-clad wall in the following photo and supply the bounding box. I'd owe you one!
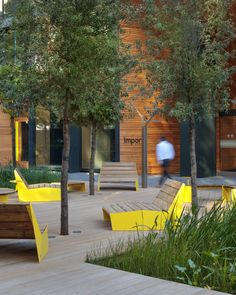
[219,116,236,171]
[120,23,180,175]
[0,107,12,165]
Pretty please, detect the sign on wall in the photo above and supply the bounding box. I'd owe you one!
[123,137,142,145]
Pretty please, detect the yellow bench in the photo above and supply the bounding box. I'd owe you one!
[103,179,191,230]
[0,203,48,262]
[98,162,139,191]
[13,168,61,202]
[222,186,236,204]
[13,169,86,202]
[189,185,236,205]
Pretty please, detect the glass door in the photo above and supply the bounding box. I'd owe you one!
[81,126,114,170]
[35,106,50,165]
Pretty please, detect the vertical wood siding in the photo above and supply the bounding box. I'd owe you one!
[120,23,180,175]
[0,107,12,165]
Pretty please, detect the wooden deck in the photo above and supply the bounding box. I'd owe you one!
[0,186,226,295]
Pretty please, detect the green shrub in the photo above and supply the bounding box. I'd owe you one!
[0,166,60,189]
[87,203,236,294]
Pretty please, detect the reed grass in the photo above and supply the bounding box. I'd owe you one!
[87,203,236,294]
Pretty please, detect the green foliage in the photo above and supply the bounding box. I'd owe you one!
[0,1,41,117]
[0,28,20,116]
[0,64,27,117]
[138,0,236,121]
[0,0,134,128]
[87,204,236,294]
[6,0,134,227]
[11,0,132,126]
[0,165,60,189]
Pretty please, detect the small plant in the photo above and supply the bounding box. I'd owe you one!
[174,259,201,286]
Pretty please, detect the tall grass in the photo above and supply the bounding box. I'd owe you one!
[87,204,236,294]
[0,166,60,189]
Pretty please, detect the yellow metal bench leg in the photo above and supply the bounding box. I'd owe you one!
[80,183,86,192]
[0,195,8,203]
[135,179,139,191]
[28,204,49,262]
[36,226,49,262]
[232,189,236,202]
[97,175,101,192]
[222,187,232,204]
[68,183,86,192]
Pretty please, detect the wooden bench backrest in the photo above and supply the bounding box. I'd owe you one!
[0,203,34,239]
[101,162,138,179]
[15,168,29,188]
[153,179,183,211]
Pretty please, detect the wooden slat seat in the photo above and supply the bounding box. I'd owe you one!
[103,202,161,215]
[28,183,61,189]
[98,162,139,191]
[102,179,191,231]
[0,203,48,262]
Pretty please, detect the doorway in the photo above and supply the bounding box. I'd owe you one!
[220,115,236,171]
[81,126,116,170]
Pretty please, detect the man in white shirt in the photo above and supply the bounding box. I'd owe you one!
[156,136,175,186]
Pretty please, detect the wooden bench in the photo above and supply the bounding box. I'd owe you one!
[0,203,48,262]
[98,162,139,191]
[102,179,191,230]
[51,181,86,192]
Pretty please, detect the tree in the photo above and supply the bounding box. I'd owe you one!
[71,23,133,196]
[0,65,24,167]
[137,0,236,207]
[0,13,22,167]
[13,0,132,233]
[72,79,125,196]
[0,0,44,167]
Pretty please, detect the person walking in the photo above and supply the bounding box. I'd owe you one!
[156,136,175,186]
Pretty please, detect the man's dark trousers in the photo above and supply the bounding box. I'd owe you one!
[159,159,171,185]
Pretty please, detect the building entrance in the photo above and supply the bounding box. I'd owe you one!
[220,115,236,171]
[15,118,29,167]
[81,126,115,170]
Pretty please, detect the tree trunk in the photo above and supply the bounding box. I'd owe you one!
[189,114,198,208]
[89,122,97,195]
[60,97,70,235]
[10,116,16,167]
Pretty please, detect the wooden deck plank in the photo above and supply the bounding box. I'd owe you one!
[100,178,137,182]
[0,186,226,295]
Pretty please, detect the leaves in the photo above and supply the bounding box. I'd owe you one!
[188,259,196,269]
[3,0,133,129]
[174,264,187,273]
[138,0,236,121]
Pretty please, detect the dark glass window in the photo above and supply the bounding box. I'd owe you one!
[50,122,63,165]
[21,122,28,161]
